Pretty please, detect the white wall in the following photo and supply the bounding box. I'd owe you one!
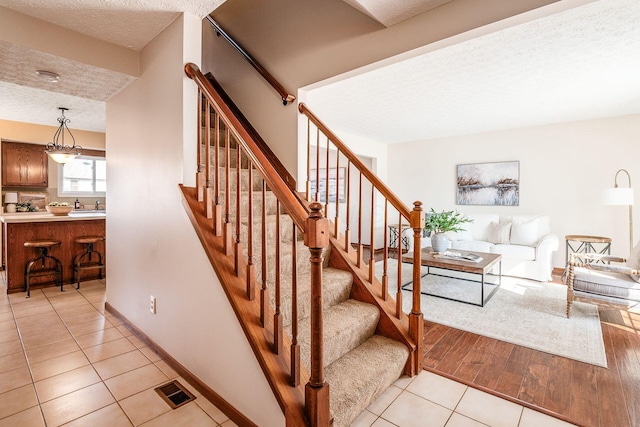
[202,0,557,179]
[387,114,640,267]
[105,13,283,426]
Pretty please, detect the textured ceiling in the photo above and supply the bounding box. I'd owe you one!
[0,0,225,132]
[0,41,135,102]
[0,81,106,134]
[343,0,453,27]
[0,0,226,50]
[307,0,640,144]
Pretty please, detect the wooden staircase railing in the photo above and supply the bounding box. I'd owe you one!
[185,63,329,425]
[185,62,425,426]
[298,103,425,375]
[205,16,296,106]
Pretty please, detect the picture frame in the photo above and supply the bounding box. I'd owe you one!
[17,192,49,211]
[457,161,519,206]
[309,167,346,203]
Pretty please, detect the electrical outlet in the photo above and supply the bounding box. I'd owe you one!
[150,296,156,314]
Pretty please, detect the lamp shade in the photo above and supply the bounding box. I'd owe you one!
[4,192,18,204]
[47,151,79,164]
[603,187,634,206]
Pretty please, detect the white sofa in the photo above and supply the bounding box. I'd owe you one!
[444,213,559,282]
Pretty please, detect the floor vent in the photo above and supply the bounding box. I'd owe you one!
[155,380,196,409]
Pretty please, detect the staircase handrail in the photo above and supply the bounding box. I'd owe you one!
[205,16,296,106]
[186,63,308,229]
[298,103,412,220]
[299,102,425,376]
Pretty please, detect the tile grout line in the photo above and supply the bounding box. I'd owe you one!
[52,280,139,427]
[7,288,50,426]
[6,279,140,427]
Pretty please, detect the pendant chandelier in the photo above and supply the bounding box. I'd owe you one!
[45,107,82,164]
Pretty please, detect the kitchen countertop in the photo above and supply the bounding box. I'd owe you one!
[1,211,106,223]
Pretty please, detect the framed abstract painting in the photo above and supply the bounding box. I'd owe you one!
[457,161,519,206]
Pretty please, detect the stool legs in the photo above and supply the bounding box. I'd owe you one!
[24,247,63,298]
[72,242,105,290]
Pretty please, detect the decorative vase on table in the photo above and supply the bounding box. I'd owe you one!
[431,232,449,253]
[424,208,473,254]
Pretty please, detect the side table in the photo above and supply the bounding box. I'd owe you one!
[388,223,411,257]
[565,234,612,264]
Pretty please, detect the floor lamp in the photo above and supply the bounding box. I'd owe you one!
[603,169,634,253]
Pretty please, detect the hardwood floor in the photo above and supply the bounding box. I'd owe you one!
[421,275,640,427]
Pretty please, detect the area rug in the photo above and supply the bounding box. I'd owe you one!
[375,259,607,368]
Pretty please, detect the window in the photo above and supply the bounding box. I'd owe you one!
[58,155,106,197]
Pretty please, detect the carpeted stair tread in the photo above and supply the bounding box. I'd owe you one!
[221,190,279,216]
[272,267,353,328]
[326,335,409,427]
[218,167,265,191]
[240,214,298,245]
[299,299,379,370]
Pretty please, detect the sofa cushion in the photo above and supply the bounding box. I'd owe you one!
[487,221,511,244]
[451,240,493,253]
[626,240,640,282]
[467,214,500,241]
[445,221,473,241]
[490,244,535,261]
[510,217,541,246]
[574,267,640,302]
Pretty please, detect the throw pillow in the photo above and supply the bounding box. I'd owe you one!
[510,218,540,246]
[487,221,511,244]
[626,240,640,282]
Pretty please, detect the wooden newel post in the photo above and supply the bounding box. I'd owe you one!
[408,201,425,376]
[304,202,331,426]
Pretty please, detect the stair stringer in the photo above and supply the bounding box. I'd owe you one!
[326,235,419,376]
[180,184,310,427]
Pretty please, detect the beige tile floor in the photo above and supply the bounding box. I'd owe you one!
[352,371,577,427]
[0,278,236,427]
[0,276,576,427]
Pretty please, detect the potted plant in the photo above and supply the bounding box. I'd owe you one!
[424,208,472,253]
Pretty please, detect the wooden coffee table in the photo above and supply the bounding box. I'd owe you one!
[402,247,502,307]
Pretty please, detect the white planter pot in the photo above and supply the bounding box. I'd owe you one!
[431,232,448,253]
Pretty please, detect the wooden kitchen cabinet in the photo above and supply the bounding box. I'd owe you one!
[2,214,106,293]
[2,141,49,187]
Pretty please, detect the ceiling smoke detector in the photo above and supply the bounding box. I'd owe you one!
[36,70,59,83]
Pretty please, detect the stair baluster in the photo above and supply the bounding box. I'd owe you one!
[223,128,233,256]
[204,100,214,219]
[368,184,376,283]
[324,139,330,218]
[357,171,364,268]
[290,225,301,386]
[344,160,351,252]
[396,211,403,319]
[234,140,243,276]
[246,162,255,300]
[213,111,222,235]
[273,200,284,355]
[260,180,269,327]
[382,200,389,301]
[196,93,204,202]
[333,153,341,237]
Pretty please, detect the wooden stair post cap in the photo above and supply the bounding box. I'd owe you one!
[23,239,61,248]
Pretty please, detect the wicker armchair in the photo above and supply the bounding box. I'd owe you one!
[566,252,640,318]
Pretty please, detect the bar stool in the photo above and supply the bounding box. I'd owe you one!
[24,240,63,298]
[72,236,105,289]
